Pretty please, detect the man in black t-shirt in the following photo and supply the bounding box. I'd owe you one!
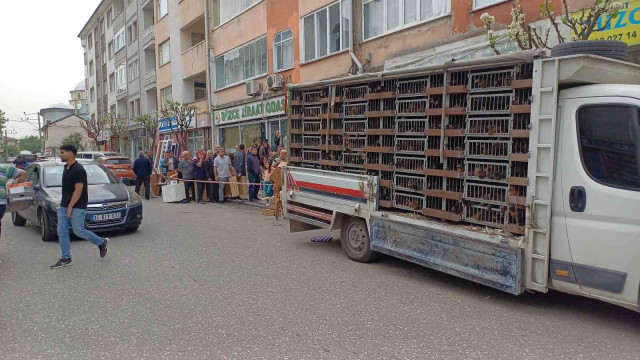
[50,144,109,269]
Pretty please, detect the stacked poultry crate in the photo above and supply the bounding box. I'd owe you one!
[288,62,534,235]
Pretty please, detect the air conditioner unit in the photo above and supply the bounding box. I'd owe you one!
[267,74,284,90]
[246,80,261,96]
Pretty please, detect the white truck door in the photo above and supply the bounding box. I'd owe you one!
[559,96,640,306]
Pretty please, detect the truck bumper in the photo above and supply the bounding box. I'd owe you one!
[370,214,525,295]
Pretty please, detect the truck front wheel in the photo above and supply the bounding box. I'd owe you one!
[340,217,378,263]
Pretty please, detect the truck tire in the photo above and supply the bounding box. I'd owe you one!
[551,40,629,61]
[340,217,378,263]
[11,212,26,227]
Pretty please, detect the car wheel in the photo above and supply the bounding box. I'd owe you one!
[126,225,140,232]
[340,217,378,263]
[11,212,27,227]
[39,210,57,242]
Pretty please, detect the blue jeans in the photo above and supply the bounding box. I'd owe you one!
[263,181,274,197]
[248,173,260,201]
[58,207,105,259]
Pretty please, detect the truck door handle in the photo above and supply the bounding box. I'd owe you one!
[569,186,586,212]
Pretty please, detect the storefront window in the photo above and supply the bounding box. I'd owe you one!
[220,126,240,153]
[188,129,204,155]
[240,122,265,150]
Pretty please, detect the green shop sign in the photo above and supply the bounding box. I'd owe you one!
[214,96,286,125]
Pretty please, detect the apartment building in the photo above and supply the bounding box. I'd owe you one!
[209,0,300,152]
[78,0,158,157]
[155,0,212,155]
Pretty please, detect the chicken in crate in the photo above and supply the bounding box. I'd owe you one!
[393,191,424,212]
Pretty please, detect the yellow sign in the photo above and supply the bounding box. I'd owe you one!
[573,0,640,46]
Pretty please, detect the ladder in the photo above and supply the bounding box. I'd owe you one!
[525,58,560,293]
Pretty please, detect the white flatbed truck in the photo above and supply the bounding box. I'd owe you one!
[283,51,640,312]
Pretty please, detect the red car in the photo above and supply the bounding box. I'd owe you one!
[97,156,136,185]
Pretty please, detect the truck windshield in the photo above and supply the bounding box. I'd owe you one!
[577,105,640,191]
[44,164,117,187]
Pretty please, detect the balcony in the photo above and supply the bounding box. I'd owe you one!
[186,98,210,127]
[181,40,206,80]
[116,84,127,97]
[143,25,155,49]
[145,69,156,87]
[180,0,204,29]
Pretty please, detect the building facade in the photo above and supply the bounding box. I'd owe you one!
[154,0,211,156]
[43,115,93,155]
[78,0,158,158]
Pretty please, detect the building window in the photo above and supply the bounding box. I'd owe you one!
[302,0,350,63]
[363,0,450,40]
[89,60,95,76]
[115,27,126,52]
[103,79,108,95]
[273,29,293,72]
[116,63,127,95]
[158,0,169,19]
[90,87,95,102]
[577,105,640,190]
[88,33,93,50]
[102,47,107,65]
[159,40,171,66]
[215,0,260,27]
[128,20,138,44]
[161,86,172,106]
[109,73,116,92]
[188,129,204,154]
[128,59,139,82]
[214,36,267,89]
[110,104,117,115]
[129,99,141,117]
[100,19,105,35]
[195,83,206,101]
[108,40,115,59]
[107,8,113,28]
[473,0,506,9]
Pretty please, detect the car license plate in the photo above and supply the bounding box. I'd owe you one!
[91,213,122,222]
[115,169,126,172]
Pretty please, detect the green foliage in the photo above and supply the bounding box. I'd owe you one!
[6,145,19,157]
[61,133,86,151]
[18,136,44,154]
[161,100,198,147]
[0,109,6,134]
[132,113,159,154]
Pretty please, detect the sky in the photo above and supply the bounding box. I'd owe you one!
[0,0,101,138]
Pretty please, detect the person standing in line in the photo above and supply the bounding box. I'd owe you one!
[247,147,261,202]
[193,150,207,204]
[276,149,288,168]
[178,151,196,203]
[274,130,281,149]
[204,150,218,203]
[146,150,154,169]
[133,151,152,200]
[50,144,109,269]
[259,139,270,166]
[263,158,274,198]
[0,163,27,239]
[233,144,246,179]
[213,148,235,203]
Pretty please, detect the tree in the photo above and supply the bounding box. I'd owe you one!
[6,145,19,157]
[19,136,44,154]
[103,112,128,153]
[161,100,198,148]
[0,108,6,134]
[80,115,108,149]
[481,0,624,55]
[61,133,86,151]
[132,113,159,157]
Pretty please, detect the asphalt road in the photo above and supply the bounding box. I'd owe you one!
[1,197,639,360]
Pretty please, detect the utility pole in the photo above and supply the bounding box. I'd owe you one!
[4,130,7,164]
[23,112,43,153]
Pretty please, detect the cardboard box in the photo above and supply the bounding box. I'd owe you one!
[262,209,275,216]
[7,182,35,212]
[237,176,249,200]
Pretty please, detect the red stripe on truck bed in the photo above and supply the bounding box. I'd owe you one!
[294,180,365,199]
[287,205,333,222]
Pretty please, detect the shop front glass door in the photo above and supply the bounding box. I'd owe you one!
[240,122,265,150]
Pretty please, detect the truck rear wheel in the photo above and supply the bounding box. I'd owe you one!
[340,217,378,263]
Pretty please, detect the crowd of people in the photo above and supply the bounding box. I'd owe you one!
[145,136,287,205]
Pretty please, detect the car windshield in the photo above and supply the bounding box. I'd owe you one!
[105,158,132,165]
[44,164,117,187]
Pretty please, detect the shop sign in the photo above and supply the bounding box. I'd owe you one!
[573,0,640,46]
[214,96,286,126]
[158,112,196,133]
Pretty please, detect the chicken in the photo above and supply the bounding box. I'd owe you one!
[408,201,421,211]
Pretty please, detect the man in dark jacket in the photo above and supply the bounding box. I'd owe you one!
[204,150,218,203]
[133,151,152,200]
[247,147,261,202]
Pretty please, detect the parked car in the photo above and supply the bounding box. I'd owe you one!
[77,151,124,161]
[97,156,136,185]
[11,160,143,241]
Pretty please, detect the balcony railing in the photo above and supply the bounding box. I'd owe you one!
[143,25,155,46]
[145,69,156,86]
[181,40,206,79]
[116,85,127,97]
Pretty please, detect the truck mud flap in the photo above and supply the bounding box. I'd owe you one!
[370,218,525,295]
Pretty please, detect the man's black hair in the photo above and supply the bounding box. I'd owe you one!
[239,144,245,150]
[60,144,78,155]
